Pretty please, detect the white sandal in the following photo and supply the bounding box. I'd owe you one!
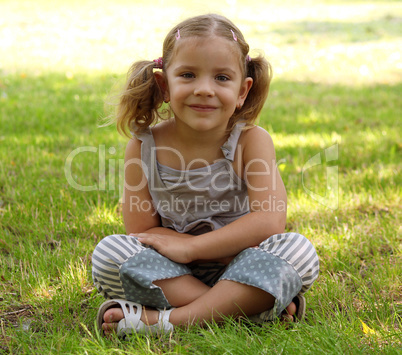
[96,299,174,337]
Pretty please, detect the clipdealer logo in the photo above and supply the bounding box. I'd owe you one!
[64,144,339,209]
[64,144,281,194]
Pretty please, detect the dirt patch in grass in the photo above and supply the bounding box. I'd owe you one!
[0,304,34,328]
[0,304,34,352]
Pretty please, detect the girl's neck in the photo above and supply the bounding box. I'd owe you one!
[170,118,229,148]
[152,119,230,168]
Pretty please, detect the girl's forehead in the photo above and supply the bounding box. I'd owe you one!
[169,36,241,65]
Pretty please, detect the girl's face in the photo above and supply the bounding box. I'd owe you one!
[161,36,253,134]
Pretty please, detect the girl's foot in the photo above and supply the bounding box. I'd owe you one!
[102,303,160,336]
[282,294,306,322]
[102,299,298,334]
[281,301,296,322]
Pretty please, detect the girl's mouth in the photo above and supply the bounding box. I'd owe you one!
[189,105,217,112]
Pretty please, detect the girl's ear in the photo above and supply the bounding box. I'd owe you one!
[154,71,170,102]
[237,77,253,107]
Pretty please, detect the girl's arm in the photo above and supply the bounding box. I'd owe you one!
[123,137,193,238]
[191,126,287,259]
[137,126,287,263]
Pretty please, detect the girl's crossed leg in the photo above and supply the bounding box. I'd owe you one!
[93,233,315,335]
[102,274,294,335]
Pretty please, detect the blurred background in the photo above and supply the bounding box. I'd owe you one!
[1,0,401,85]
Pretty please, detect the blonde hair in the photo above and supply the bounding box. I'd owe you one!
[115,14,272,136]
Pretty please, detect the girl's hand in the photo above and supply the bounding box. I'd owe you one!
[132,233,195,264]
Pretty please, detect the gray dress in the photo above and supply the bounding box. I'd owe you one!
[92,123,319,321]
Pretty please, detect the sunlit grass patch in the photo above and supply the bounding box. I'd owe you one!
[1,0,401,84]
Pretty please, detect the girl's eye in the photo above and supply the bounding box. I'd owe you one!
[216,75,230,81]
[181,73,194,78]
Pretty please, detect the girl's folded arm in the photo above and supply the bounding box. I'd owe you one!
[189,126,287,261]
[122,137,160,234]
[123,137,193,238]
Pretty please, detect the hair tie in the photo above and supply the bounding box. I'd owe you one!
[246,55,251,63]
[230,29,237,41]
[176,29,181,40]
[153,57,163,69]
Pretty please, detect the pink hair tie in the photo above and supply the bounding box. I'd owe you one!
[246,55,251,63]
[153,57,163,69]
[176,29,181,40]
[230,29,237,41]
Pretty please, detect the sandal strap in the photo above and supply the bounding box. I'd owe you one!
[111,300,153,336]
[157,308,175,333]
[293,294,306,321]
[97,299,174,337]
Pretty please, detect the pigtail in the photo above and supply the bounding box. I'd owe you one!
[115,60,165,137]
[231,55,272,128]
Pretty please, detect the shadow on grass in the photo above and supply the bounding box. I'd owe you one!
[263,80,401,134]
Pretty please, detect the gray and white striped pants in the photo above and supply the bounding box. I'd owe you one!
[92,233,319,320]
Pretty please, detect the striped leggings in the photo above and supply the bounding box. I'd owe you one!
[92,232,319,321]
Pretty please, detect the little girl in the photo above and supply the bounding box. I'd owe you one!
[92,14,319,336]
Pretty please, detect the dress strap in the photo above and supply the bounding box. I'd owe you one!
[132,126,152,142]
[132,127,154,180]
[220,122,246,162]
[132,122,246,171]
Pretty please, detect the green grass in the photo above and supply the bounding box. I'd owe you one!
[1,0,401,353]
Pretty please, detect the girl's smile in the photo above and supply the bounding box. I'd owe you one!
[188,104,217,112]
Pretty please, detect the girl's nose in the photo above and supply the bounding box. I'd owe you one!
[193,78,215,97]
